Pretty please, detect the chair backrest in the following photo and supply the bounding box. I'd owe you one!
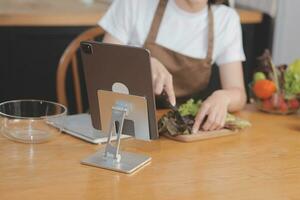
[56,26,105,113]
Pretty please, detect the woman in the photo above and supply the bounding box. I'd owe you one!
[99,0,247,132]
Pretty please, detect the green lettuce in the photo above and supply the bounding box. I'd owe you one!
[176,99,251,131]
[178,99,202,117]
[284,59,300,97]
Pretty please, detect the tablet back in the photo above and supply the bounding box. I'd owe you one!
[80,41,158,139]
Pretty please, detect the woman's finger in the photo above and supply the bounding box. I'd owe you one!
[154,76,164,95]
[164,75,176,106]
[203,111,218,131]
[218,111,226,129]
[214,116,223,130]
[215,108,227,130]
[192,104,209,133]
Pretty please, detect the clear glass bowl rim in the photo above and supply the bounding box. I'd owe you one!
[0,99,67,120]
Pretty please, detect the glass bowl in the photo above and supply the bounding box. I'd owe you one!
[248,84,299,115]
[0,100,67,143]
[250,97,299,115]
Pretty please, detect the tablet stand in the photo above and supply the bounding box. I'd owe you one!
[81,102,151,174]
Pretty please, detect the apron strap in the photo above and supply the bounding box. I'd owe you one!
[206,6,214,62]
[145,0,168,44]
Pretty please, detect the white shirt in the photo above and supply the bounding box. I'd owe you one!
[99,0,246,66]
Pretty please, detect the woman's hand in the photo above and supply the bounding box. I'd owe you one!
[103,33,177,106]
[191,61,247,133]
[150,57,176,106]
[192,90,230,133]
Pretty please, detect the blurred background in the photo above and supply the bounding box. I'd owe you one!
[0,0,298,113]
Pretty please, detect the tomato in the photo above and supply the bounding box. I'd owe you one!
[253,80,276,99]
[262,99,273,110]
[279,101,288,113]
[288,99,300,109]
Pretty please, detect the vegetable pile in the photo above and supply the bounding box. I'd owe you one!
[251,50,300,114]
[284,59,300,97]
[158,99,251,136]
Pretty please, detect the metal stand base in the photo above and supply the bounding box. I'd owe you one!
[81,100,151,174]
[81,149,151,174]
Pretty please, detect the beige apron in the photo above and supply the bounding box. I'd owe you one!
[144,0,214,101]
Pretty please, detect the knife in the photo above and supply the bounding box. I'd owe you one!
[161,91,191,132]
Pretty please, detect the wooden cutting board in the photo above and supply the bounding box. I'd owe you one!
[162,129,238,142]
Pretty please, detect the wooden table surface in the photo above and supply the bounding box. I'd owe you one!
[0,0,263,26]
[1,105,300,199]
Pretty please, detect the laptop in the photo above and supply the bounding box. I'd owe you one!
[47,113,130,144]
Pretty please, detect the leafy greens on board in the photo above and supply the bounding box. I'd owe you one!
[158,99,251,136]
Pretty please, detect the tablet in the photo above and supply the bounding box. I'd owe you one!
[80,42,158,139]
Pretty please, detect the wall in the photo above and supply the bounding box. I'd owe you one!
[236,0,277,17]
[273,0,300,65]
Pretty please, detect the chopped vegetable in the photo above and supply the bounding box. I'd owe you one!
[178,99,201,117]
[158,99,251,136]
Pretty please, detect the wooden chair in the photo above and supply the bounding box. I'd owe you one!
[56,26,105,113]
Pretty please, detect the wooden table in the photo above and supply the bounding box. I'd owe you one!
[1,105,300,199]
[0,0,263,26]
